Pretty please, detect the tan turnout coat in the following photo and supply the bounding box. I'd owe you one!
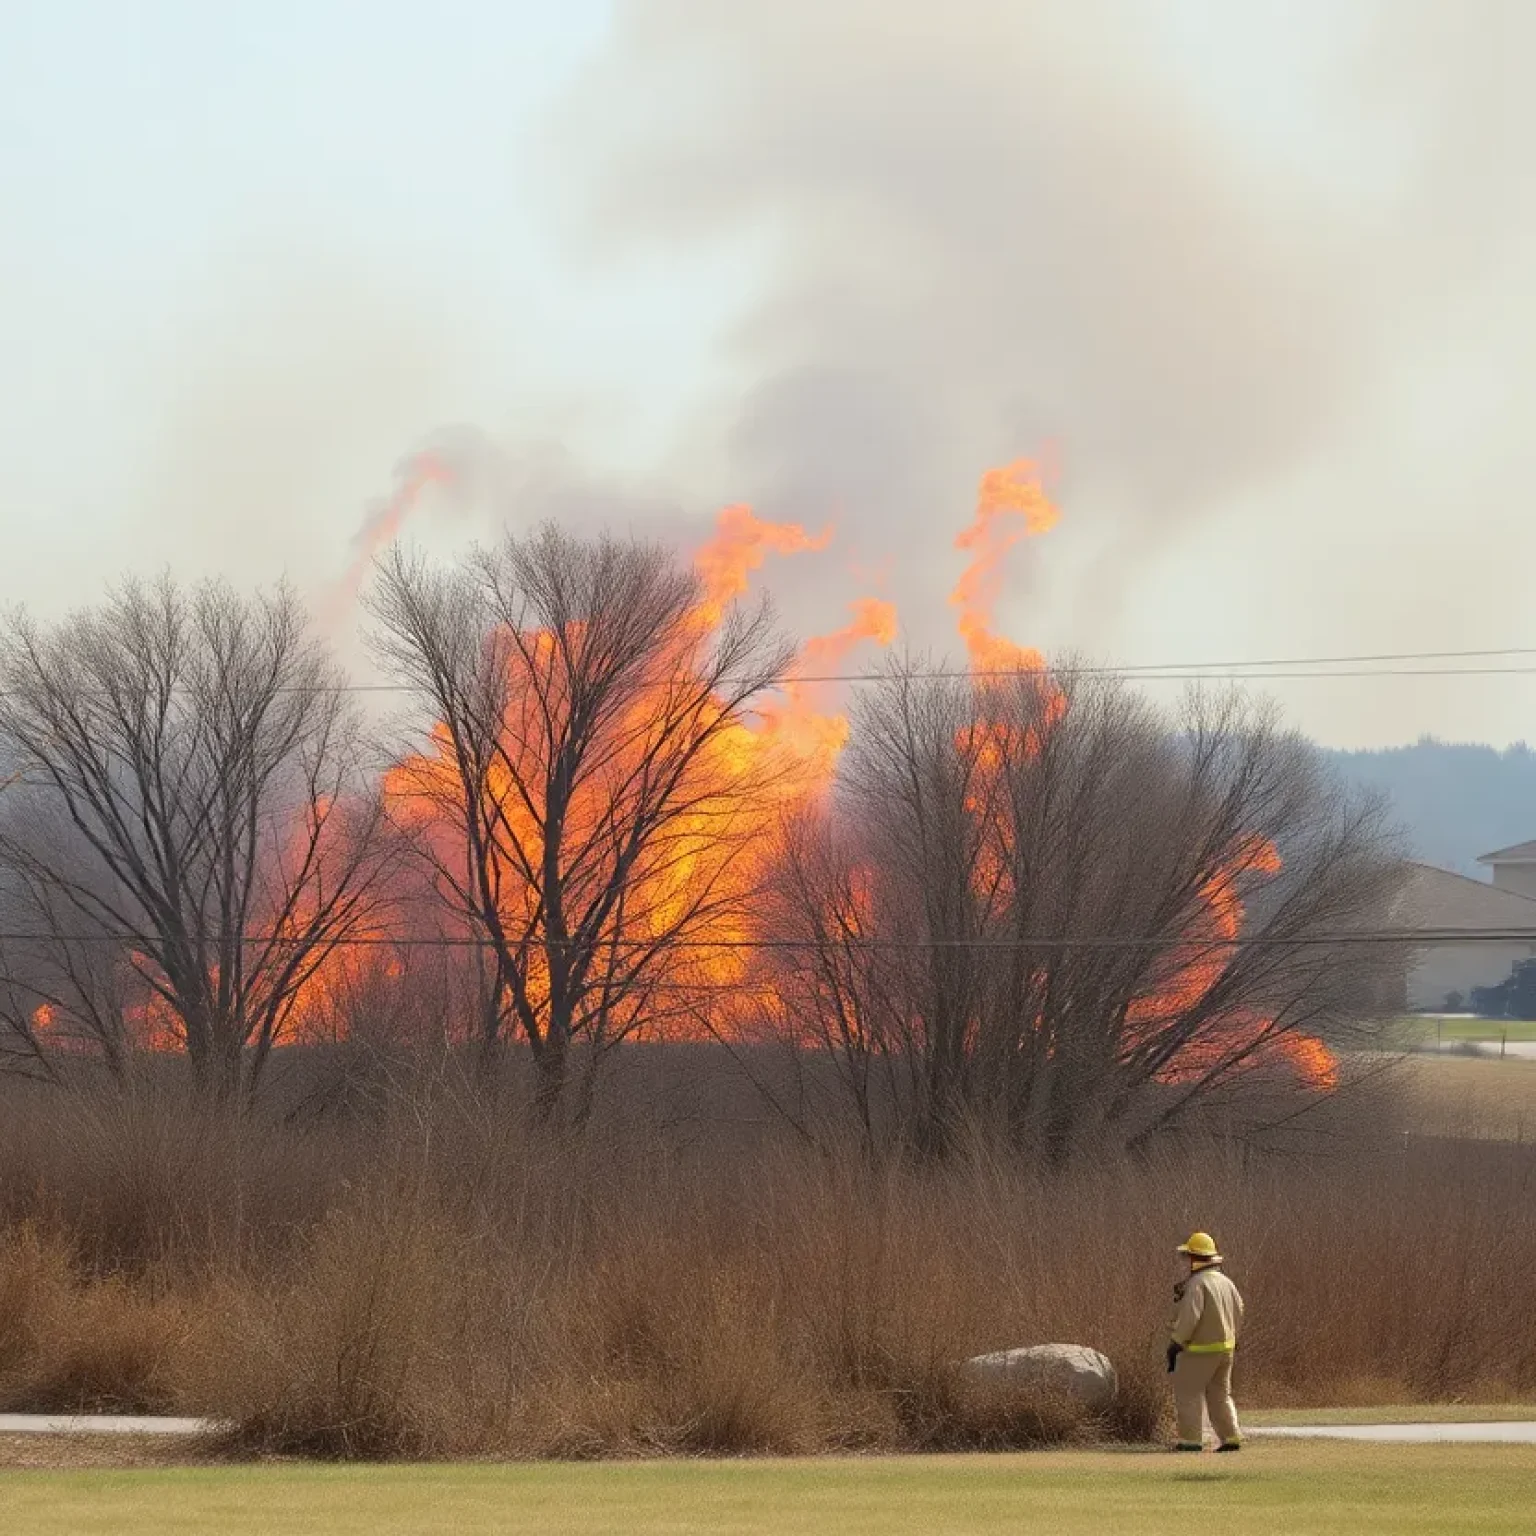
[1170,1263,1244,1353]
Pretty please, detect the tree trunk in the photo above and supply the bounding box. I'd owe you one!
[533,1027,569,1123]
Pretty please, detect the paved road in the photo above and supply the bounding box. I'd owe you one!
[5,1413,1536,1444]
[1251,1423,1536,1443]
[0,1415,214,1436]
[1422,1038,1536,1061]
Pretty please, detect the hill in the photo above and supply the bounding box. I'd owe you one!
[1325,739,1536,874]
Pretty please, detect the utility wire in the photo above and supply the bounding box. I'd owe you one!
[6,645,1536,701]
[0,928,1525,951]
[317,663,1536,693]
[314,646,1536,693]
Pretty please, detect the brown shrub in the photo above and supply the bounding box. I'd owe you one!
[0,1056,1532,1458]
[0,1224,73,1393]
[190,1196,501,1459]
[0,1224,188,1412]
[0,1081,350,1273]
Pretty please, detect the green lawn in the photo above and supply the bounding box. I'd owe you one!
[1401,1016,1536,1045]
[7,1447,1536,1536]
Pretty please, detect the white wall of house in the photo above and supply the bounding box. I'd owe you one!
[1490,863,1536,900]
[1409,940,1536,1010]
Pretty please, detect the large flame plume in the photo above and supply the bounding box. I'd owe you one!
[371,501,890,1049]
[52,456,1335,1093]
[950,457,1058,672]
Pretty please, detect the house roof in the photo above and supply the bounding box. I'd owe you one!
[1392,862,1536,931]
[1478,839,1536,865]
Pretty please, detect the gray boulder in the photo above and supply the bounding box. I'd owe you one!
[962,1343,1117,1409]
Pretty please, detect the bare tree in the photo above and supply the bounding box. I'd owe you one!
[0,577,395,1101]
[0,808,141,1084]
[753,802,914,1157]
[368,525,795,1121]
[762,660,1407,1162]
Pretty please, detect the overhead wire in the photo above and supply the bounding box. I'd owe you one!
[0,928,1528,951]
[0,647,1530,960]
[7,643,1536,700]
[305,644,1536,693]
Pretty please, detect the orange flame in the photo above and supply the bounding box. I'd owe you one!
[377,499,863,1049]
[939,455,1325,1092]
[800,596,900,665]
[28,1001,96,1057]
[1132,836,1284,1027]
[122,959,184,1053]
[691,505,832,630]
[1130,837,1337,1090]
[950,460,1066,904]
[950,459,1059,673]
[1279,1033,1340,1090]
[54,453,1338,1098]
[757,596,900,775]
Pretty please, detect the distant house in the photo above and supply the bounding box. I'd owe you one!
[1392,862,1536,1011]
[1478,840,1536,899]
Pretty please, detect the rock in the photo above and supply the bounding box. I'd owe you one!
[962,1343,1117,1409]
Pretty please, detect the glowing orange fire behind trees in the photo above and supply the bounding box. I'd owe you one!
[0,576,396,1099]
[0,455,1348,1115]
[950,457,1059,673]
[948,456,1067,907]
[939,458,1336,1094]
[368,507,897,1110]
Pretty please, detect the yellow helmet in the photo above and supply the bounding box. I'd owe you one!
[1177,1231,1221,1260]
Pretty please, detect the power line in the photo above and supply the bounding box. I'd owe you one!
[332,645,1536,693]
[316,664,1536,694]
[0,928,1525,951]
[780,664,1536,685]
[7,644,1536,703]
[1083,646,1536,671]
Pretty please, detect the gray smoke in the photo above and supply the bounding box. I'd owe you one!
[547,0,1536,675]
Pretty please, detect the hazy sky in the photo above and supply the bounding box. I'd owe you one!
[4,1,1533,748]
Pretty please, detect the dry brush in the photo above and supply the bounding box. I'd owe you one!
[0,1064,1530,1459]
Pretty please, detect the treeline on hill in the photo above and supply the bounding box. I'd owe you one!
[0,530,1454,1456]
[1326,738,1536,874]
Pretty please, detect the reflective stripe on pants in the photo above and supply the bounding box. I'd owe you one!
[1173,1350,1241,1447]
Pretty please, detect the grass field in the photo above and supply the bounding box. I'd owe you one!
[5,1446,1536,1536]
[1399,1017,1536,1046]
[1439,1021,1536,1042]
[1397,1053,1536,1139]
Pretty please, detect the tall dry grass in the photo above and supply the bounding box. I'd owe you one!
[0,1053,1533,1457]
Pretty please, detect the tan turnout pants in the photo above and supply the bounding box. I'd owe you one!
[1173,1351,1240,1446]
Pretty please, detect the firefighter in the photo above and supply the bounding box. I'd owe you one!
[1166,1231,1244,1451]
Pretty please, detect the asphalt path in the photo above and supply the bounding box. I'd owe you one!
[1249,1423,1536,1443]
[4,1414,1536,1443]
[0,1415,214,1436]
[1423,1038,1536,1060]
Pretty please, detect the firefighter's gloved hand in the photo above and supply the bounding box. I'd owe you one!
[1166,1343,1182,1374]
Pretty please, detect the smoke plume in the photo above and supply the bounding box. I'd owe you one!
[545,0,1536,690]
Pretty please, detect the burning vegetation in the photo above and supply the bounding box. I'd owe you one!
[0,459,1403,1152]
